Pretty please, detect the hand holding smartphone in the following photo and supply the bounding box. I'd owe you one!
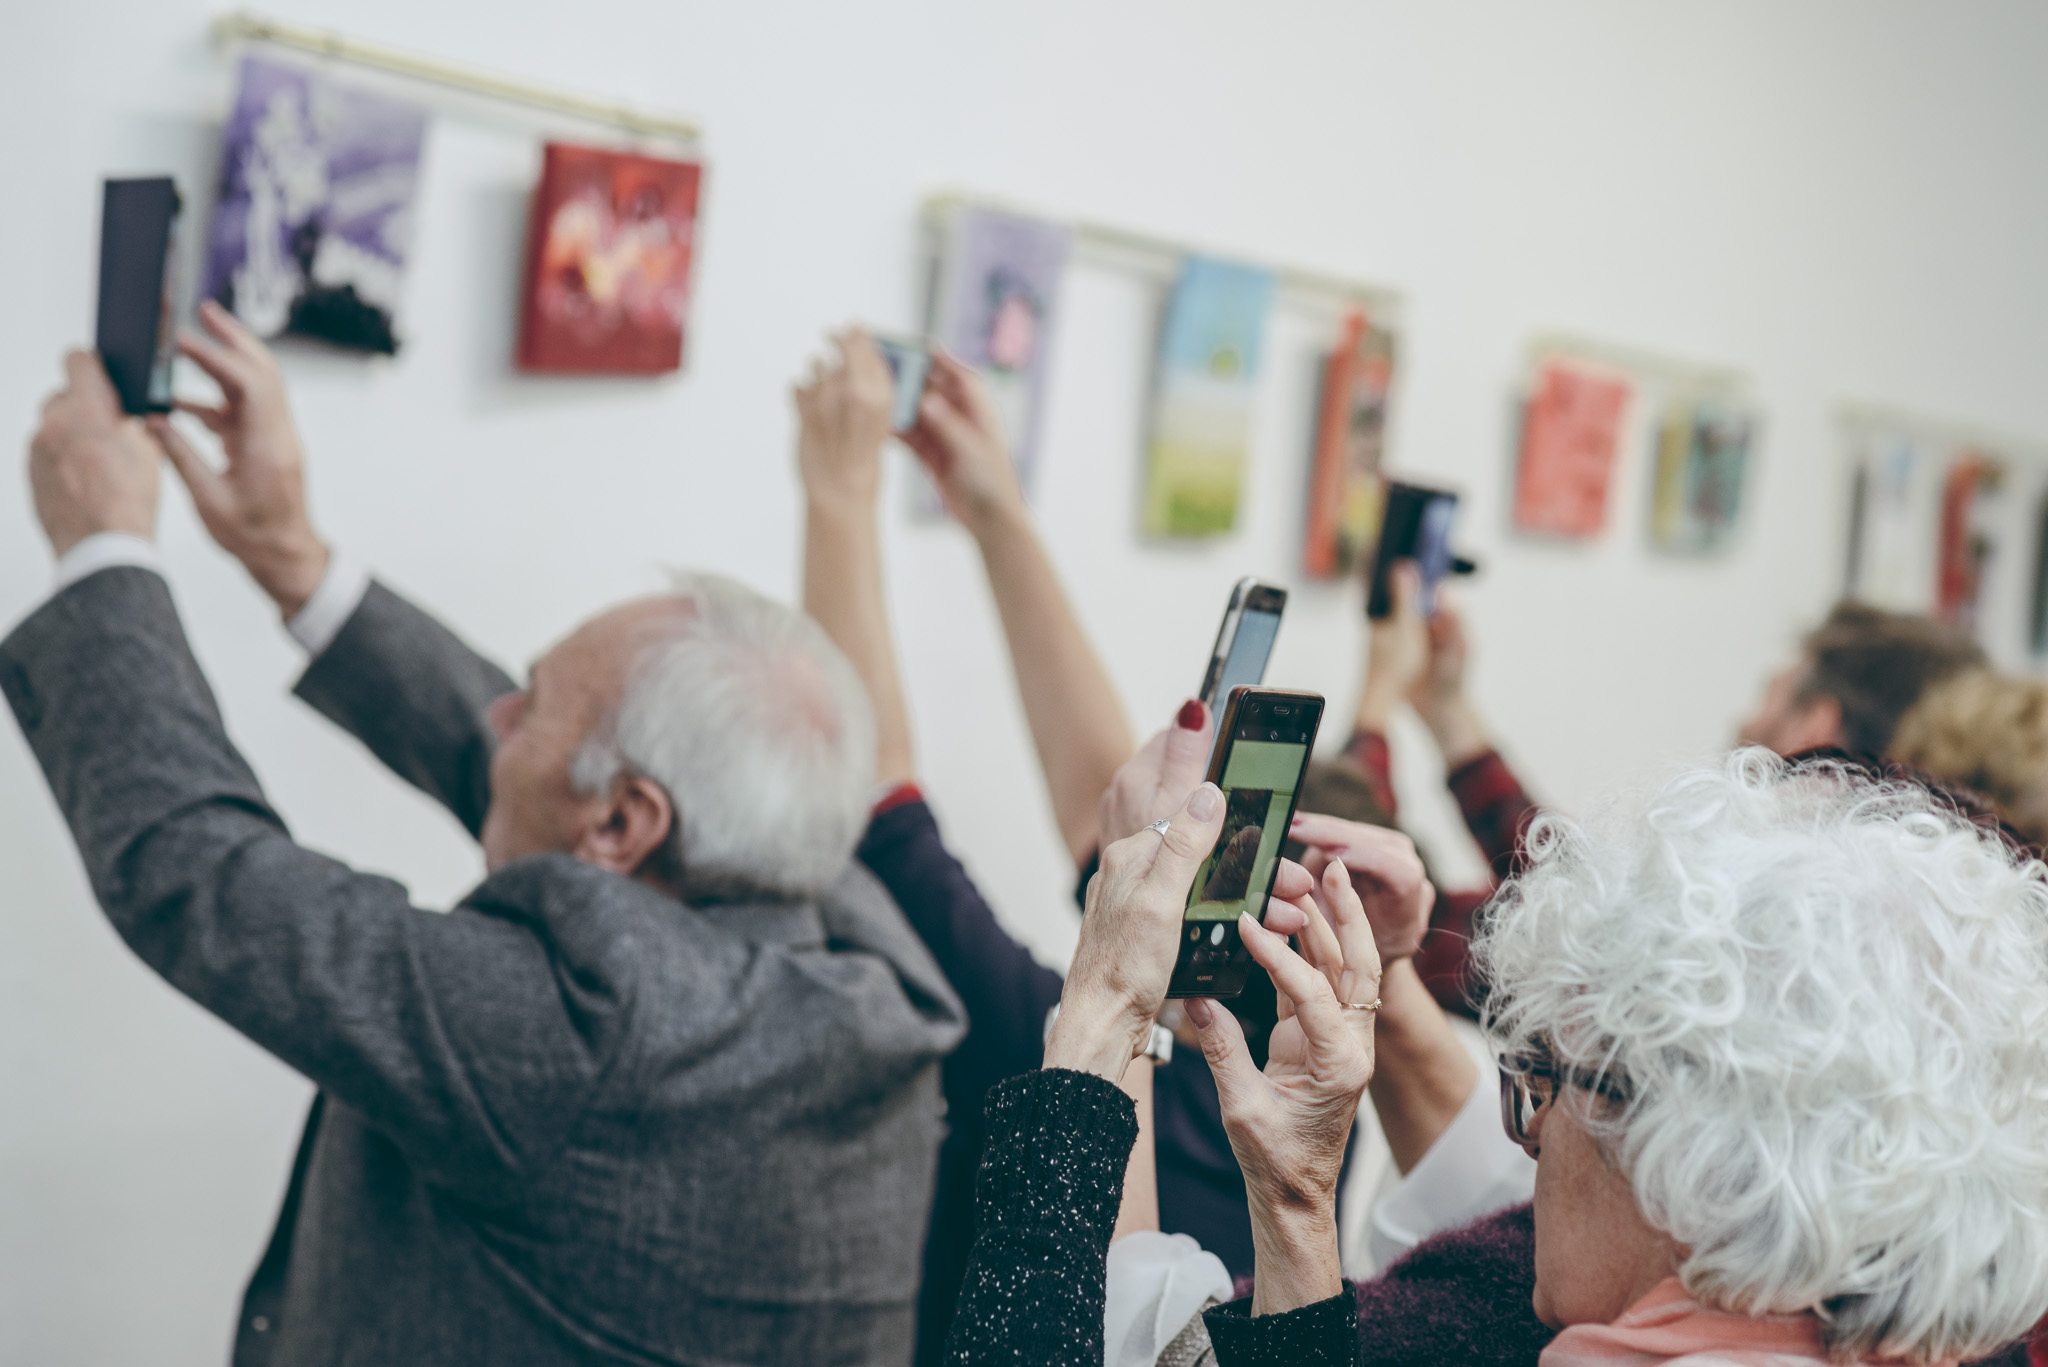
[1167,686,1325,1000]
[873,334,933,432]
[1365,481,1475,619]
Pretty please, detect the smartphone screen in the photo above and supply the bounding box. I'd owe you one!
[1199,579,1287,720]
[874,335,933,432]
[1411,492,1457,607]
[1168,688,1324,999]
[146,204,183,410]
[96,177,183,416]
[1366,481,1459,619]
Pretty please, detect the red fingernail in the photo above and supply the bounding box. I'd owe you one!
[1176,698,1205,731]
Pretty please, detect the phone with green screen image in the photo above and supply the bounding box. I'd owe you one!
[1166,686,1325,1000]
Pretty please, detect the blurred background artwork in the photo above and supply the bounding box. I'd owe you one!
[1840,409,2048,664]
[919,205,1069,509]
[1649,394,1755,554]
[202,53,428,355]
[1511,355,1633,539]
[1302,309,1397,579]
[1141,256,1276,537]
[1935,452,2005,632]
[515,143,704,374]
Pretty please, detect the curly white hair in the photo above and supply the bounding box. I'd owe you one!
[1475,748,2048,1361]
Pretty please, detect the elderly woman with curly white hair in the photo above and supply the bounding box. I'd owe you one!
[941,748,2048,1366]
[1475,749,2048,1364]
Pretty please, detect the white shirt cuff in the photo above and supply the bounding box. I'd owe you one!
[286,548,371,656]
[1366,1036,1537,1269]
[1103,1230,1232,1367]
[52,532,165,593]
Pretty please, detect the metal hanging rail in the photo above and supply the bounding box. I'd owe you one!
[1837,400,2047,458]
[1525,331,1747,391]
[211,10,703,145]
[925,190,1400,313]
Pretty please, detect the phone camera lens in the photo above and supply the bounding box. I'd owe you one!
[1269,729,1281,740]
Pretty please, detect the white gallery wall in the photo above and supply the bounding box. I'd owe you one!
[4,2,2047,1360]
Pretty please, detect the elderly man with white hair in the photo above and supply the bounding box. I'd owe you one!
[9,307,965,1367]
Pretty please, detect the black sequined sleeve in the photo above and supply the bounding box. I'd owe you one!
[943,1068,1139,1366]
[1204,1291,1362,1365]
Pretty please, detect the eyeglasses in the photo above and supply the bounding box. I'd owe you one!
[1497,1053,1631,1158]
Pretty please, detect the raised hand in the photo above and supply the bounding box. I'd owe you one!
[1044,782,1229,1082]
[1407,587,1493,767]
[1187,857,1382,1315]
[1355,561,1427,733]
[29,351,163,558]
[793,327,895,511]
[1096,699,1213,849]
[149,300,326,615]
[1286,813,1435,962]
[899,352,1026,537]
[1411,589,1471,719]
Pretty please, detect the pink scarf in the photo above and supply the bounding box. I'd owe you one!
[1539,1277,1840,1365]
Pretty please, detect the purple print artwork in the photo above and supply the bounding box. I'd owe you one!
[203,54,429,355]
[918,206,1070,514]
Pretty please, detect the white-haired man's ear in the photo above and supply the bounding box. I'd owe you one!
[576,774,676,882]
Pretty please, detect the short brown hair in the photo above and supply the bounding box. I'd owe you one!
[1798,602,1985,758]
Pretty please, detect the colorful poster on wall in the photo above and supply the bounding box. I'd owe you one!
[919,206,1070,511]
[202,54,428,355]
[1936,452,2005,631]
[1843,428,1926,610]
[1302,310,1397,579]
[1142,257,1276,538]
[1649,395,1755,553]
[1511,358,1632,539]
[515,143,704,375]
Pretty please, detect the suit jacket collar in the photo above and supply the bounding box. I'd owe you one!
[466,852,827,949]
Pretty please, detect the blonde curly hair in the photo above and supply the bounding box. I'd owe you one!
[1890,668,2048,850]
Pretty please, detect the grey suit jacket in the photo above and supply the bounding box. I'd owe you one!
[0,568,966,1366]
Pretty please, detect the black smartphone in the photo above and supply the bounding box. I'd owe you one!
[1197,578,1288,723]
[96,176,183,416]
[1167,686,1325,1000]
[1366,480,1466,619]
[874,334,933,432]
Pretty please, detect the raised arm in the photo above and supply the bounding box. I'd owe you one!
[1284,814,1472,1173]
[905,354,1134,866]
[796,327,915,787]
[288,582,511,836]
[947,784,1231,1365]
[16,364,626,1196]
[154,301,512,835]
[1406,592,1544,881]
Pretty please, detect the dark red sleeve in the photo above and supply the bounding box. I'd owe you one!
[1445,750,1542,882]
[1411,888,1490,1019]
[1341,727,1400,822]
